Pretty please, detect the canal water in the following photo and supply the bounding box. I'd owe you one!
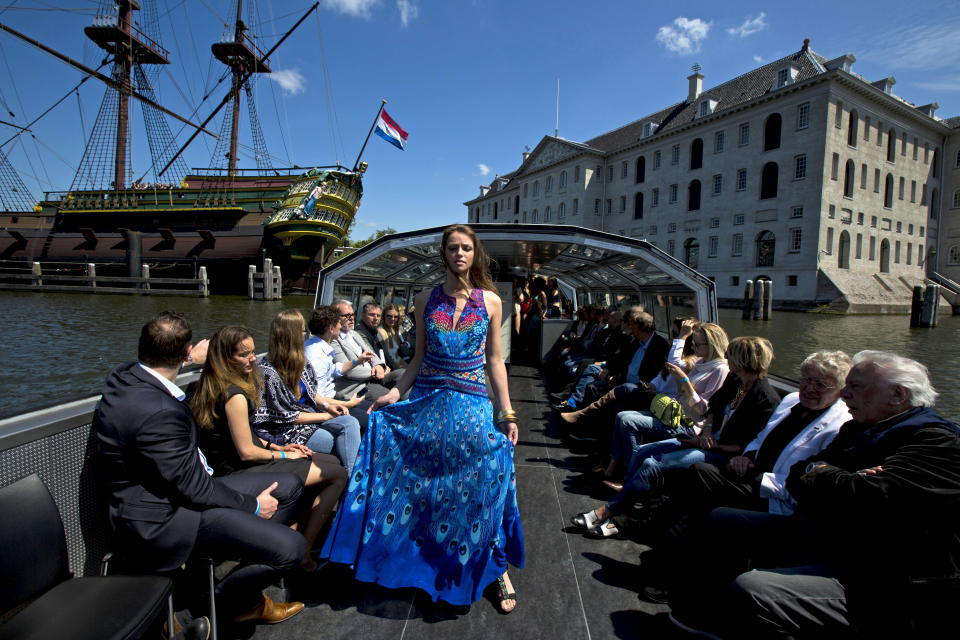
[1,292,958,420]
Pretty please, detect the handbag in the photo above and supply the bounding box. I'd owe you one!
[649,393,694,431]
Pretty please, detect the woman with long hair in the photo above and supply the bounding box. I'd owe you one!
[321,224,525,613]
[378,303,412,369]
[252,309,363,476]
[190,325,347,570]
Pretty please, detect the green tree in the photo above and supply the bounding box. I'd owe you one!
[352,227,397,248]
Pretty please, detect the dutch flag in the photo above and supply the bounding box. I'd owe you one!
[374,108,409,150]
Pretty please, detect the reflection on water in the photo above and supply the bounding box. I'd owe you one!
[1,292,958,421]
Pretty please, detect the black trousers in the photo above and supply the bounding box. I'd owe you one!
[192,471,306,616]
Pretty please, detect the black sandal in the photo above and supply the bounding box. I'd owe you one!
[494,575,517,614]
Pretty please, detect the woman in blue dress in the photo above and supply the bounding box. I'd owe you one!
[321,224,524,612]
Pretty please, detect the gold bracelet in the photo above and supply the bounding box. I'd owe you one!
[497,410,519,421]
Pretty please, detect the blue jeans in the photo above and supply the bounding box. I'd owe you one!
[607,438,725,515]
[570,364,603,404]
[305,415,361,476]
[609,410,684,464]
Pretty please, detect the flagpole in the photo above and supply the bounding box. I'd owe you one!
[353,99,387,170]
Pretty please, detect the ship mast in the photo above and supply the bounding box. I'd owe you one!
[211,0,272,176]
[83,0,170,189]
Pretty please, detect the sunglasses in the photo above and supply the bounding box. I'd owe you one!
[340,313,355,318]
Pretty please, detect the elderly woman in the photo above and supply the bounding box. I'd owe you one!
[572,336,780,538]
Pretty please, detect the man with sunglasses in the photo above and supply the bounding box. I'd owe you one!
[330,300,405,401]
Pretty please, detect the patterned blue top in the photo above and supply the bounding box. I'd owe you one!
[416,285,488,397]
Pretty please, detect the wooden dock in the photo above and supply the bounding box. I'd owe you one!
[0,262,209,296]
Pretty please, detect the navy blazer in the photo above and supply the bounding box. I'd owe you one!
[94,361,258,571]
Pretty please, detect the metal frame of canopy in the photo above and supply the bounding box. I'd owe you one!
[313,224,718,323]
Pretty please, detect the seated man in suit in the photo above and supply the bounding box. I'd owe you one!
[331,300,405,401]
[94,312,306,627]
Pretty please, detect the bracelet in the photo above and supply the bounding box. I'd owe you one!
[497,410,519,421]
[280,451,286,459]
[351,358,359,366]
[680,376,690,383]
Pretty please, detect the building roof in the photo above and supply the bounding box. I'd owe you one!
[583,45,828,153]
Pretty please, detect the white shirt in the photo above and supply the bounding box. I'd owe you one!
[304,335,341,398]
[137,363,213,476]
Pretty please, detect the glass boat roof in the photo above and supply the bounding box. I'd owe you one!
[315,224,718,322]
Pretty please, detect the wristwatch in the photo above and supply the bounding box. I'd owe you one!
[805,461,827,474]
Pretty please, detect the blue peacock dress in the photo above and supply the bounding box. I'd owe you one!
[320,285,525,605]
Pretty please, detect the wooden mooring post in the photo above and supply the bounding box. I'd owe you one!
[742,279,774,320]
[248,258,282,300]
[911,283,940,328]
[742,280,755,319]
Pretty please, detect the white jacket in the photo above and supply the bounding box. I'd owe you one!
[743,392,851,515]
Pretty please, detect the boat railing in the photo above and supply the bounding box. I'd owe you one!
[189,166,351,177]
[90,14,170,61]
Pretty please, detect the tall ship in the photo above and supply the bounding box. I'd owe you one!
[0,0,363,292]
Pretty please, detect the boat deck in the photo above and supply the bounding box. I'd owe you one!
[248,364,680,640]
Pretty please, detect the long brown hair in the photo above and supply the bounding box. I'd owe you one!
[440,224,497,293]
[381,303,402,346]
[190,325,262,430]
[269,309,307,399]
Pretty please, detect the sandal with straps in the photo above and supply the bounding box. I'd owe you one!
[494,574,518,614]
[584,518,622,539]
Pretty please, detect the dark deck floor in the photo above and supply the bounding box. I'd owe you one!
[245,365,682,640]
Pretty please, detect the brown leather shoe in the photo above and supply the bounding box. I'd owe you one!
[232,594,304,625]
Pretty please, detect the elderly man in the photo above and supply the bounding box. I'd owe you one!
[666,350,960,639]
[330,299,404,401]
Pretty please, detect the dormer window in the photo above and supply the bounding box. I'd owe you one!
[772,65,800,90]
[642,122,659,138]
[695,98,718,119]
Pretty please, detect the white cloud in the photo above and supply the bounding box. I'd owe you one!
[268,69,305,95]
[656,17,711,55]
[397,0,418,26]
[727,13,767,38]
[321,0,380,19]
[753,55,764,63]
[360,219,380,228]
[860,20,960,71]
[477,163,491,176]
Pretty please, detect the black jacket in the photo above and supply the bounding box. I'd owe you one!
[707,374,780,450]
[94,362,258,571]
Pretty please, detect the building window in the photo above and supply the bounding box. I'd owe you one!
[756,231,775,266]
[880,239,891,272]
[532,209,539,223]
[763,113,782,151]
[796,102,810,130]
[607,166,614,183]
[931,188,940,218]
[573,198,579,215]
[731,275,741,286]
[714,131,725,153]
[869,236,876,260]
[736,168,747,191]
[710,217,720,228]
[523,183,528,198]
[856,233,863,259]
[829,205,836,219]
[649,225,658,235]
[884,174,894,208]
[690,138,704,170]
[544,206,551,222]
[956,148,960,168]
[909,223,914,235]
[760,162,779,200]
[776,68,789,87]
[667,239,675,256]
[860,163,868,190]
[871,215,877,228]
[887,128,896,162]
[847,109,859,147]
[919,245,925,265]
[653,150,661,169]
[739,122,750,146]
[636,156,646,183]
[792,206,803,218]
[953,189,960,209]
[688,180,702,211]
[619,195,626,213]
[858,212,864,225]
[949,245,960,266]
[907,242,913,265]
[652,188,659,207]
[522,210,527,222]
[493,201,499,219]
[901,132,907,156]
[594,199,600,215]
[794,154,807,180]
[787,275,798,287]
[668,223,677,233]
[913,137,919,161]
[669,184,678,203]
[838,230,851,268]
[789,227,802,252]
[877,121,884,147]
[545,176,552,193]
[734,213,745,225]
[684,238,700,268]
[713,174,722,195]
[606,198,612,214]
[533,181,540,198]
[895,240,901,264]
[671,144,680,165]
[896,221,902,233]
[621,161,629,179]
[864,116,871,141]
[825,227,834,254]
[708,236,719,258]
[574,165,580,182]
[898,176,905,201]
[558,202,566,219]
[732,233,743,256]
[911,180,917,203]
[835,101,843,128]
[559,170,567,189]
[843,160,855,198]
[831,153,839,180]
[633,192,644,219]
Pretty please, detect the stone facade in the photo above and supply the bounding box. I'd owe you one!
[464,42,957,313]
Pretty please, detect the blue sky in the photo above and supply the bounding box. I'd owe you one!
[1,0,959,239]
